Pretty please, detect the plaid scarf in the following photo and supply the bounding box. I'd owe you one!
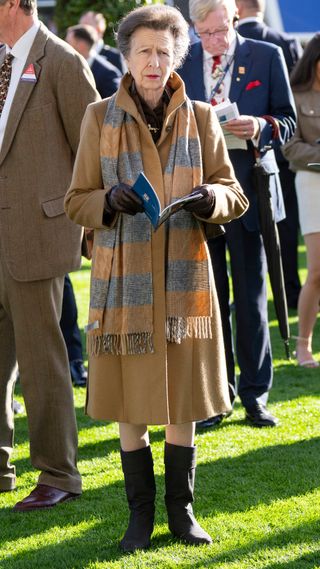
[87,81,213,356]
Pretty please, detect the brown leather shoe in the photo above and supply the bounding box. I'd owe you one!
[13,484,80,512]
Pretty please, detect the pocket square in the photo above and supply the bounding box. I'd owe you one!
[245,80,262,91]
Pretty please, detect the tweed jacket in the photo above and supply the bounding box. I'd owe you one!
[0,23,99,282]
[65,74,249,424]
[282,90,320,172]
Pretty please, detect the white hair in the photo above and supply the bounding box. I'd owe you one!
[189,0,237,22]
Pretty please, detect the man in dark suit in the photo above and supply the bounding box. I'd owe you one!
[236,0,302,309]
[179,0,296,427]
[60,273,87,387]
[66,25,121,99]
[79,10,126,74]
[0,0,99,509]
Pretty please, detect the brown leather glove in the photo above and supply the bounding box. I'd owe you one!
[183,184,216,218]
[103,183,144,225]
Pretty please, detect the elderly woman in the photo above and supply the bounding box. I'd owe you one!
[65,4,248,553]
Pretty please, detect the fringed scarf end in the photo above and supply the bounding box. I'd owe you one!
[87,332,154,356]
[166,316,212,343]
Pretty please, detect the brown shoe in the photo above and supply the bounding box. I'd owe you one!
[13,484,80,512]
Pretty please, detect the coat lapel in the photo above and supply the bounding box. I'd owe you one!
[229,34,253,102]
[0,23,49,166]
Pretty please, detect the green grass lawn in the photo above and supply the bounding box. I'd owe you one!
[1,245,319,569]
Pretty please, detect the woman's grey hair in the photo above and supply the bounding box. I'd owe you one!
[189,0,237,22]
[116,4,190,69]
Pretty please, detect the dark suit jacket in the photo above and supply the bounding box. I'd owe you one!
[178,33,296,231]
[237,20,303,73]
[237,20,302,165]
[90,54,121,98]
[99,44,125,74]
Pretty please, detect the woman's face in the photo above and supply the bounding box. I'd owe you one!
[126,27,175,108]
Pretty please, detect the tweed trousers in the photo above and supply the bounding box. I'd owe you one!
[0,254,81,493]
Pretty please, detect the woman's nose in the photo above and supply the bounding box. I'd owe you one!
[148,51,160,67]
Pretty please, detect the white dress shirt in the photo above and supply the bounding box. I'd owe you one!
[203,37,236,103]
[0,20,40,151]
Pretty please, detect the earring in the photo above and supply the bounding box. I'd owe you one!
[127,69,131,75]
[170,72,173,78]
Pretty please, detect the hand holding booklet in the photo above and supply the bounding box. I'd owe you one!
[212,99,247,150]
[132,172,202,230]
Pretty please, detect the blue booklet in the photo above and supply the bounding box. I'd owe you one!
[132,172,202,230]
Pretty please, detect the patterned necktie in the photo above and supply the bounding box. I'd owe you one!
[210,55,224,106]
[0,53,14,116]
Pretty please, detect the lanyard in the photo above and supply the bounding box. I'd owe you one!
[208,54,235,103]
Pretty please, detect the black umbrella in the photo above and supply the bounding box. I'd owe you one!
[253,161,291,359]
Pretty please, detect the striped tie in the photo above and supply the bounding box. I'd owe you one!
[0,53,14,116]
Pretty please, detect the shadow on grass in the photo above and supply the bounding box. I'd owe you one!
[195,437,320,517]
[154,519,320,569]
[0,438,320,539]
[10,425,167,479]
[1,477,319,568]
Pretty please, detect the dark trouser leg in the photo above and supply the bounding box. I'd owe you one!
[120,446,156,552]
[226,220,273,408]
[0,301,17,492]
[60,274,83,362]
[164,442,212,545]
[207,235,236,403]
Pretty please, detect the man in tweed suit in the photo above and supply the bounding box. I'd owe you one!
[0,0,99,510]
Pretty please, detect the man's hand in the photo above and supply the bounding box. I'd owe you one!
[223,115,260,140]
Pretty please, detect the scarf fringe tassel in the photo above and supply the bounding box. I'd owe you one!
[87,332,154,357]
[166,316,212,344]
[87,317,212,356]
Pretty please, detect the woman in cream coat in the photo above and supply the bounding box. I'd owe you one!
[65,4,248,553]
[283,33,320,368]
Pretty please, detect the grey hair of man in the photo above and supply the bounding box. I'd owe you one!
[189,0,237,23]
[0,0,37,15]
[116,4,190,70]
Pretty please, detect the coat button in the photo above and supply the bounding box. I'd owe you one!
[166,124,172,132]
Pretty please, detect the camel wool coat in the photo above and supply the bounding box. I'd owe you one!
[65,73,248,425]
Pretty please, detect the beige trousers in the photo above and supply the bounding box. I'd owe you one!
[0,255,81,494]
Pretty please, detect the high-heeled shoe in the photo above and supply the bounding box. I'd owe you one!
[293,336,319,368]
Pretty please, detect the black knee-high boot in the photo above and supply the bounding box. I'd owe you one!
[164,442,212,545]
[120,445,156,552]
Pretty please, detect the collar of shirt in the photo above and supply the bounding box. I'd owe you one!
[203,36,237,101]
[87,48,96,67]
[6,19,40,59]
[0,20,40,152]
[96,38,104,55]
[238,16,263,25]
